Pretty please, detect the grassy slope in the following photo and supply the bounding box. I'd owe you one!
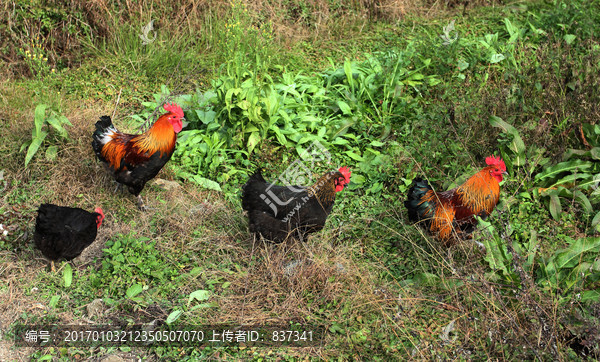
[1,0,599,360]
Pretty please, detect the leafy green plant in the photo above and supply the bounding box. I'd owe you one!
[538,236,600,301]
[90,233,181,298]
[533,124,600,227]
[172,130,239,189]
[63,264,72,288]
[166,289,215,325]
[20,104,72,167]
[489,115,549,174]
[161,47,439,188]
[480,218,600,304]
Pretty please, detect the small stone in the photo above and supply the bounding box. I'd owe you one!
[152,178,181,191]
[100,355,127,362]
[86,298,104,318]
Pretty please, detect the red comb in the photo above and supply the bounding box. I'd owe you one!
[485,155,506,171]
[163,102,184,119]
[338,166,351,183]
[94,207,105,227]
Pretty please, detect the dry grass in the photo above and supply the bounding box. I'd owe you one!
[0,0,497,79]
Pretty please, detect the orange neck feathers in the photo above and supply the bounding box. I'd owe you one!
[456,166,501,214]
[133,115,178,155]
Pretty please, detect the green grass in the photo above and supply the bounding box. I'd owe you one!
[1,0,600,360]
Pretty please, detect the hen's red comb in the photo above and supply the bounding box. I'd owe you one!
[338,166,351,183]
[163,102,184,119]
[94,207,105,227]
[94,207,104,218]
[485,155,506,171]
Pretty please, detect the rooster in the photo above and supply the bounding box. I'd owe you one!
[92,103,184,209]
[405,156,507,245]
[34,204,104,271]
[242,167,351,243]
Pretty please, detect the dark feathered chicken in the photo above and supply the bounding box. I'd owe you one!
[242,167,351,243]
[34,204,104,271]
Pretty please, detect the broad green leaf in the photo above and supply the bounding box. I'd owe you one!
[407,73,425,81]
[549,193,562,220]
[20,141,29,153]
[190,175,222,191]
[518,192,531,200]
[337,100,352,115]
[278,109,291,123]
[225,88,241,108]
[49,295,60,308]
[271,126,288,146]
[343,60,354,90]
[190,303,216,310]
[350,174,366,185]
[547,173,594,190]
[195,109,216,125]
[33,104,48,137]
[562,148,600,161]
[63,263,72,288]
[488,116,526,165]
[345,151,364,161]
[244,125,260,133]
[580,290,600,302]
[504,18,521,41]
[564,34,576,45]
[166,310,183,324]
[591,211,600,228]
[331,138,349,145]
[553,237,600,270]
[490,53,505,63]
[45,145,58,161]
[247,132,261,154]
[47,114,71,139]
[126,283,143,298]
[526,229,538,266]
[317,127,326,138]
[479,218,511,277]
[330,120,355,139]
[573,190,593,213]
[535,160,593,184]
[188,289,211,306]
[25,131,48,167]
[488,116,521,145]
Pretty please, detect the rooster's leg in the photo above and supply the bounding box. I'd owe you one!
[50,260,56,272]
[137,195,147,211]
[113,182,122,193]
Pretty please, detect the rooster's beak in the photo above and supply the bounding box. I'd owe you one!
[502,171,508,175]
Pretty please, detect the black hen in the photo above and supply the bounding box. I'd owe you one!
[242,167,351,243]
[34,204,104,271]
